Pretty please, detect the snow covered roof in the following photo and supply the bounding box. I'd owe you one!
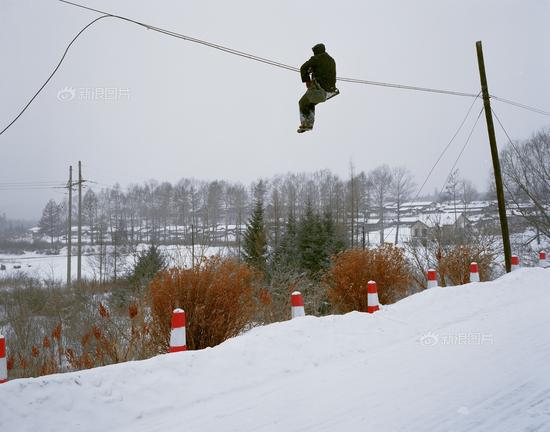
[399,212,469,228]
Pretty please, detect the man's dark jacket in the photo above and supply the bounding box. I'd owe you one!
[300,44,337,92]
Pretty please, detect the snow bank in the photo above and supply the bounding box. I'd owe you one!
[1,268,549,431]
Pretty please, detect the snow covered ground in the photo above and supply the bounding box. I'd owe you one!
[0,245,229,282]
[1,268,549,431]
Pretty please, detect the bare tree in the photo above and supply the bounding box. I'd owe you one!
[369,165,393,243]
[348,162,357,247]
[444,169,461,223]
[38,200,64,248]
[391,167,415,244]
[501,128,550,239]
[461,179,479,213]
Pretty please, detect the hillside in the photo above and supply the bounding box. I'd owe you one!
[1,268,549,431]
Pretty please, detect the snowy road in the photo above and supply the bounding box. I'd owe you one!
[1,268,549,431]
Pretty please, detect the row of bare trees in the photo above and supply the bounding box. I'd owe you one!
[36,166,428,251]
[501,128,550,240]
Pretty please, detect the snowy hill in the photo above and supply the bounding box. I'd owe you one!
[1,268,550,431]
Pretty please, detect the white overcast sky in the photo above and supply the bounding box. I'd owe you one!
[1,0,549,218]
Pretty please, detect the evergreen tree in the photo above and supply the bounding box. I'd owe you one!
[272,205,345,277]
[321,209,345,260]
[242,198,267,271]
[129,244,167,291]
[297,202,325,276]
[271,211,299,271]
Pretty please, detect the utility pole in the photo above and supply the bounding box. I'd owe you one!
[191,223,195,267]
[476,41,512,272]
[67,165,73,287]
[77,161,83,283]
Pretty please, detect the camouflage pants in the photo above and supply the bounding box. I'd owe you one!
[299,81,327,128]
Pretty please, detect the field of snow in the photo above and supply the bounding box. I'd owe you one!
[1,268,549,431]
[0,245,229,282]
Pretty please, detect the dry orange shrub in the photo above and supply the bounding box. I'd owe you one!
[438,244,494,285]
[148,257,258,351]
[325,245,412,313]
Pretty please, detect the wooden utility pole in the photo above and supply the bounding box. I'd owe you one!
[191,223,195,267]
[476,41,512,272]
[77,161,83,283]
[67,165,73,287]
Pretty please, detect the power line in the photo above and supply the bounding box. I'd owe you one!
[0,2,481,138]
[380,107,482,244]
[58,0,480,97]
[0,180,65,185]
[491,108,523,156]
[490,109,550,229]
[491,95,550,117]
[57,0,550,109]
[0,185,66,191]
[0,15,108,137]
[1,0,546,138]
[381,97,482,243]
[414,92,482,199]
[439,107,484,196]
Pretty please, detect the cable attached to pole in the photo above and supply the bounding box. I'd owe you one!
[381,98,483,243]
[438,108,484,196]
[1,0,547,137]
[491,96,550,118]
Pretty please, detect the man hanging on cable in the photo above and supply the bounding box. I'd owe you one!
[297,43,338,133]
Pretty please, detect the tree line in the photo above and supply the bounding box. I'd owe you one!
[35,166,424,249]
[34,126,550,262]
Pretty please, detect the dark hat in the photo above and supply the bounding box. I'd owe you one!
[312,43,326,55]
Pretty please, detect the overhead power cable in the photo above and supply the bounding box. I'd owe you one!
[414,92,482,199]
[0,1,479,138]
[1,0,546,137]
[438,107,484,196]
[0,179,67,191]
[492,96,550,118]
[381,95,482,243]
[491,108,529,166]
[0,14,108,137]
[0,181,65,186]
[57,0,479,97]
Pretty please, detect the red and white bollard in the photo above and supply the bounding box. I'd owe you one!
[367,280,380,313]
[427,269,438,289]
[291,291,305,319]
[511,255,520,271]
[469,262,480,283]
[0,335,7,384]
[169,308,187,353]
[539,251,547,268]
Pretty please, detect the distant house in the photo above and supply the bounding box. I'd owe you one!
[407,212,471,243]
[29,226,42,241]
[411,220,429,240]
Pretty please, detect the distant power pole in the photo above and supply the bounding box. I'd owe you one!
[191,223,195,267]
[476,41,512,273]
[67,165,73,287]
[77,161,83,283]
